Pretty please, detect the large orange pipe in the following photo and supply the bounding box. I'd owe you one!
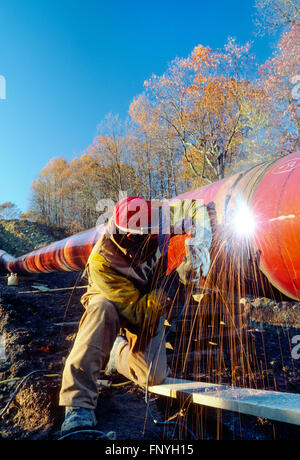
[0,151,300,300]
[0,226,105,275]
[169,151,300,301]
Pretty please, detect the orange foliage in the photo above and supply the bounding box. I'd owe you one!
[30,30,298,227]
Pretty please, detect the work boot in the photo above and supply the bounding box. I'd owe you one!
[61,406,97,435]
[105,335,128,376]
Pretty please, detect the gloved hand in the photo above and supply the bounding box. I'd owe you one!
[177,226,212,285]
[185,241,210,281]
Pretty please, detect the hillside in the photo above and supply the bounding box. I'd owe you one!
[0,220,70,257]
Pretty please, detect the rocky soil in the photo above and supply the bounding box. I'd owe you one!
[0,219,69,256]
[0,271,168,441]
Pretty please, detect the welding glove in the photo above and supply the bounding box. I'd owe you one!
[177,226,212,285]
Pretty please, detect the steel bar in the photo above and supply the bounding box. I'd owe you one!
[149,377,300,426]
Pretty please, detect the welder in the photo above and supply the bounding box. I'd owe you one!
[59,196,212,435]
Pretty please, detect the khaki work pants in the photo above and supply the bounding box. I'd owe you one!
[59,295,168,409]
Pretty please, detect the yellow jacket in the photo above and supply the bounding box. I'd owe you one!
[81,217,165,331]
[83,250,164,330]
[81,200,211,330]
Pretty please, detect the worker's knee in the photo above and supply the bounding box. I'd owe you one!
[128,357,167,387]
[85,295,120,325]
[146,365,168,387]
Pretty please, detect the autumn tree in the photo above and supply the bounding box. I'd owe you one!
[29,29,299,230]
[88,113,140,200]
[30,117,141,232]
[31,157,72,228]
[254,0,300,35]
[259,24,300,156]
[19,210,40,222]
[0,202,21,220]
[128,94,187,199]
[142,38,268,185]
[68,154,105,231]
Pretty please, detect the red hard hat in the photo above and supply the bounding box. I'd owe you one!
[113,197,160,234]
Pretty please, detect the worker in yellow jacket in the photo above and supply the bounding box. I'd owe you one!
[59,196,212,435]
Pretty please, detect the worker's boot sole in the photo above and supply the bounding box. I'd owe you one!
[61,407,97,436]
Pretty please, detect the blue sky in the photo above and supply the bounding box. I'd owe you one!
[0,0,277,213]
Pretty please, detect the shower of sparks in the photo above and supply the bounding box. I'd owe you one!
[232,202,256,238]
[140,210,298,441]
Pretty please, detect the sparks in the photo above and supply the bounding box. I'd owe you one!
[232,202,256,237]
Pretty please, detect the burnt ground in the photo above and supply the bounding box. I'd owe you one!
[0,270,300,441]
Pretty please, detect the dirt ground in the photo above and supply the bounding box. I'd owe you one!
[0,269,299,441]
[0,271,169,441]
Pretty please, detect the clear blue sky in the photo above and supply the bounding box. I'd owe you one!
[0,0,276,213]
